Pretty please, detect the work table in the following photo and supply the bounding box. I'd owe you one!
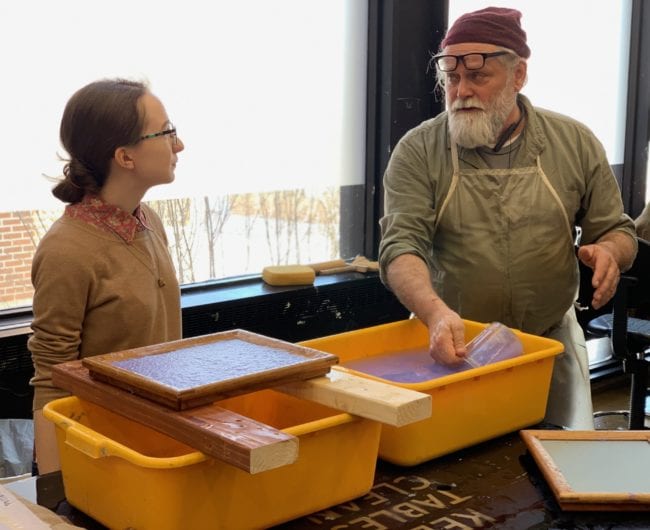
[284,426,649,529]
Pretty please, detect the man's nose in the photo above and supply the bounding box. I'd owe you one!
[455,76,474,99]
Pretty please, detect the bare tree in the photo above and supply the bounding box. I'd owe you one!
[231,192,260,269]
[143,188,340,281]
[203,195,233,278]
[256,188,342,265]
[259,189,308,265]
[149,198,197,284]
[300,193,319,261]
[259,192,282,264]
[286,190,304,264]
[317,187,340,257]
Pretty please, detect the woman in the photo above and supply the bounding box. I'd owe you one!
[29,79,184,473]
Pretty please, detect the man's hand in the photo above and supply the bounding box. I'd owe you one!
[578,243,620,309]
[385,253,468,365]
[425,302,467,365]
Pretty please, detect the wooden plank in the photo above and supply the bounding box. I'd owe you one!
[52,361,299,474]
[82,329,338,410]
[276,368,432,427]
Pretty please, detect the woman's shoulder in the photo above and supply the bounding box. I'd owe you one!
[34,216,111,263]
[39,215,106,242]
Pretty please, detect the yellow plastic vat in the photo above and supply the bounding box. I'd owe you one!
[43,390,381,530]
[300,318,563,466]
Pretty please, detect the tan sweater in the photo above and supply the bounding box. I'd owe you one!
[29,204,182,410]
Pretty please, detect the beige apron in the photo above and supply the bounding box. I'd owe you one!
[431,142,594,429]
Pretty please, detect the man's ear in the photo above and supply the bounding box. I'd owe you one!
[114,146,135,170]
[513,60,528,92]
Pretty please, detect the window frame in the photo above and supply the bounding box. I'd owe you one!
[622,0,650,217]
[365,0,447,257]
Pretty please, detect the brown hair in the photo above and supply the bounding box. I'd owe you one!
[53,78,148,203]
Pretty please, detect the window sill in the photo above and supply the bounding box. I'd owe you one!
[0,272,409,343]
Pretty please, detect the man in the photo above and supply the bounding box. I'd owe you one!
[378,7,637,429]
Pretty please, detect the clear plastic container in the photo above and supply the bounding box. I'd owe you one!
[464,322,524,368]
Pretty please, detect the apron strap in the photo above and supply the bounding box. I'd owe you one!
[436,143,461,231]
[536,156,573,242]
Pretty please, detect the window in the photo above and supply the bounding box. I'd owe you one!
[0,0,368,310]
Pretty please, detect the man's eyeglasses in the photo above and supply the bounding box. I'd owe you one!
[432,51,510,73]
[139,124,178,145]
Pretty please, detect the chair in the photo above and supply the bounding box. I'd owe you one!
[581,237,650,429]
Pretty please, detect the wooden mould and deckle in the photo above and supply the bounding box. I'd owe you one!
[52,329,431,474]
[520,429,650,511]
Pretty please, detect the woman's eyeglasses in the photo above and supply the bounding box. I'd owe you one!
[139,124,178,145]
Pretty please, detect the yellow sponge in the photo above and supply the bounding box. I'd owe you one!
[262,265,316,286]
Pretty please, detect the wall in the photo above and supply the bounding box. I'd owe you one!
[0,212,36,308]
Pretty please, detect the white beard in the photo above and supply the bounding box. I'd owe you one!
[447,81,517,149]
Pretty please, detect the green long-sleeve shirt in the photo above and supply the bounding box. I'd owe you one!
[379,94,636,331]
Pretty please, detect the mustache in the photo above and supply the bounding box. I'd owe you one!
[451,98,486,112]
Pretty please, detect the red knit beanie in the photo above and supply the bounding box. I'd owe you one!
[441,6,530,59]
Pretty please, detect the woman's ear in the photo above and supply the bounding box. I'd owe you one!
[114,146,135,170]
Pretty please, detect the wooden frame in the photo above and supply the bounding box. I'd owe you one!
[520,429,650,511]
[82,329,338,410]
[52,359,432,473]
[52,360,298,474]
